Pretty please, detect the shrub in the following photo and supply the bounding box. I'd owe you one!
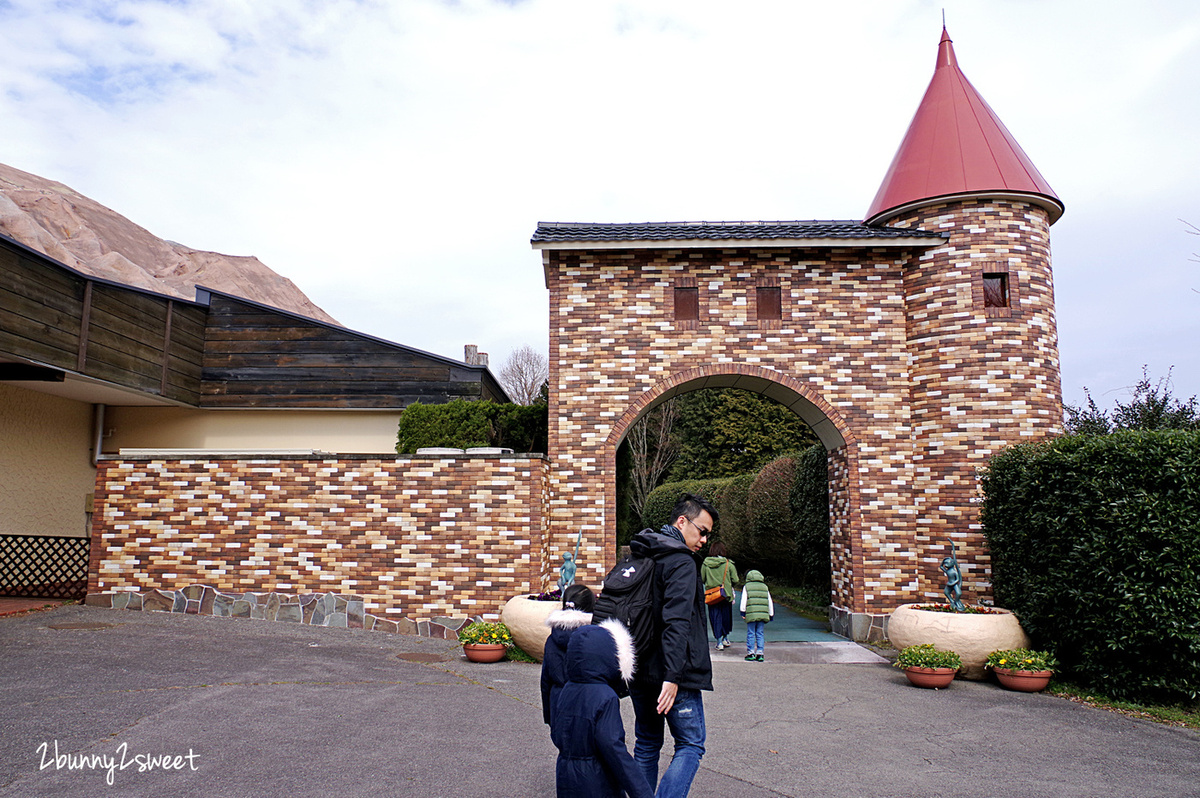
[747,455,797,573]
[790,443,830,592]
[716,473,756,560]
[396,399,547,453]
[981,430,1200,704]
[641,479,731,535]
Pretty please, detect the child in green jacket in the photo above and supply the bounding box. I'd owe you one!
[739,570,774,662]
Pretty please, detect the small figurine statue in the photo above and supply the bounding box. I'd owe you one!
[940,540,966,612]
[556,552,576,590]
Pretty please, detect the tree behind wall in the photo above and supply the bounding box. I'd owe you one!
[1064,366,1199,434]
[668,389,818,481]
[498,345,549,405]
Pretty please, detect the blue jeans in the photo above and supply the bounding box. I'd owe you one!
[630,686,706,798]
[746,620,765,653]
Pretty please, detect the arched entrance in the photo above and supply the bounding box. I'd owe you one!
[603,365,863,631]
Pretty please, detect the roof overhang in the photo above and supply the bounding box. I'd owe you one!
[533,235,943,251]
[864,190,1065,227]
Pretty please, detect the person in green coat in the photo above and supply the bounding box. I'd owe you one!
[738,570,774,662]
[700,542,738,650]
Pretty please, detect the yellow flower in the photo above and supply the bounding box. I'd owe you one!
[999,658,1007,665]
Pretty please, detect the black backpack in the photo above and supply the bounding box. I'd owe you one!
[591,551,658,680]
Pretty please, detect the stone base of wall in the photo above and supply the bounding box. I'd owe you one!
[830,605,889,643]
[84,584,471,640]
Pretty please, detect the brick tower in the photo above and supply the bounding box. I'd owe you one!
[864,28,1065,614]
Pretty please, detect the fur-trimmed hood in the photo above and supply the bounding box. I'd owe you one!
[565,619,636,688]
[544,608,593,631]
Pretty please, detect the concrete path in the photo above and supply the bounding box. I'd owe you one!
[2,604,1196,798]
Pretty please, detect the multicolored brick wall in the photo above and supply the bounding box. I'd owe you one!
[89,454,549,621]
[544,198,1062,620]
[889,199,1062,604]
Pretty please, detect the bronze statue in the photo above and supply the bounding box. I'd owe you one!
[940,541,966,612]
[557,527,584,589]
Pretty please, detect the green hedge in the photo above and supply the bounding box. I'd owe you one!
[396,399,548,454]
[747,455,797,569]
[981,431,1200,704]
[716,473,756,558]
[790,444,831,592]
[642,479,733,536]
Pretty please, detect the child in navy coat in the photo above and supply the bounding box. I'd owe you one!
[540,583,595,727]
[551,619,652,798]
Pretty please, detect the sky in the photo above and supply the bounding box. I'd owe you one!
[1,0,1197,411]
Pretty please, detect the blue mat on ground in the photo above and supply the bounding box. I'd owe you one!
[708,595,841,644]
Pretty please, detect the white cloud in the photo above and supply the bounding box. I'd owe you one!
[2,0,1198,406]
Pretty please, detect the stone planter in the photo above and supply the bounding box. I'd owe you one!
[888,604,1030,680]
[501,595,560,661]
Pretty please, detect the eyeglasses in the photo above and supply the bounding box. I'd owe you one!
[683,516,710,537]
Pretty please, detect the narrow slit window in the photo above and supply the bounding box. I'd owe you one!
[983,273,1009,308]
[674,286,699,321]
[756,286,782,321]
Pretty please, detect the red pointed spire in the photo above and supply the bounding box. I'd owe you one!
[865,28,1063,225]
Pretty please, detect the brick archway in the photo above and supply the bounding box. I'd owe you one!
[601,364,866,629]
[604,364,857,451]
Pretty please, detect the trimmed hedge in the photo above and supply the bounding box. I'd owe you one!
[747,455,797,569]
[981,431,1200,704]
[396,399,548,454]
[790,444,832,592]
[642,479,733,536]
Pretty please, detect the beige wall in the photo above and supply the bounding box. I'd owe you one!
[103,407,402,455]
[0,383,96,537]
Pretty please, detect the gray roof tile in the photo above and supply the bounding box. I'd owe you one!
[531,220,944,244]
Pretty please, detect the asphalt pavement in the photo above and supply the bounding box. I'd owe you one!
[1,603,1196,798]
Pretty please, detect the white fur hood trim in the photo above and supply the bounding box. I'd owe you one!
[598,617,636,683]
[544,608,593,630]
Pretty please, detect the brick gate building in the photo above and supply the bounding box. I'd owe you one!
[533,28,1064,639]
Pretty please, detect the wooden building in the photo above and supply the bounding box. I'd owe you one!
[0,230,506,595]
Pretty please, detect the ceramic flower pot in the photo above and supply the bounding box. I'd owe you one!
[463,643,507,663]
[903,666,958,689]
[993,667,1053,692]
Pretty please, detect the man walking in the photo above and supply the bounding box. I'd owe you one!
[626,493,716,797]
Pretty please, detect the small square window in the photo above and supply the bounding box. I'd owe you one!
[674,286,698,321]
[983,273,1009,308]
[756,286,782,321]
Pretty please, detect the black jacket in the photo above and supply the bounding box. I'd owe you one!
[628,527,714,692]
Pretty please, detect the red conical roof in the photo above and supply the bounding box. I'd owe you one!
[865,28,1063,225]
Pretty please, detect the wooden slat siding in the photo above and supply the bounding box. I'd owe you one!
[201,293,493,409]
[0,250,83,316]
[200,380,486,398]
[91,284,170,340]
[160,300,173,394]
[0,289,83,363]
[163,303,205,404]
[76,280,92,371]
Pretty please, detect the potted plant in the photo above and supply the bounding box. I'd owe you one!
[894,643,962,688]
[458,621,514,663]
[985,648,1058,692]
